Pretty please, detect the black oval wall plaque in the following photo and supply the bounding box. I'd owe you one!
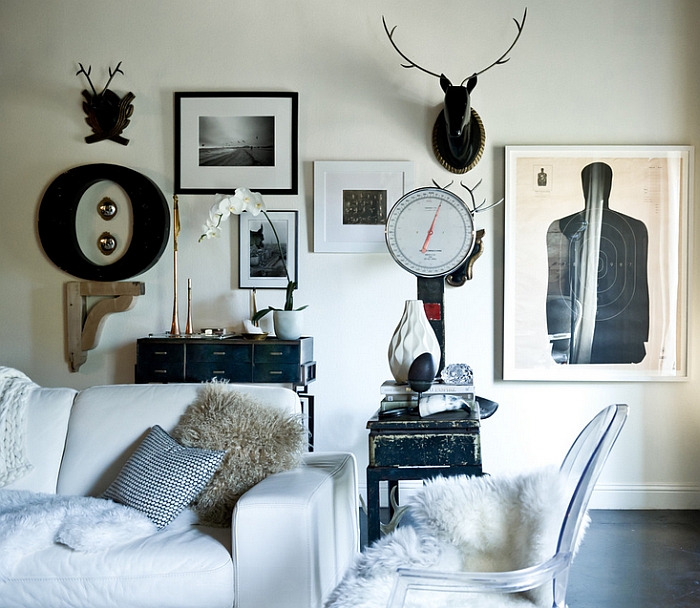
[38,163,170,281]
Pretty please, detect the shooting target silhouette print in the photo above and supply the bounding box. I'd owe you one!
[546,162,649,365]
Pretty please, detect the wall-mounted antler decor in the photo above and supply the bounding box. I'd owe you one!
[383,9,527,173]
[76,61,134,145]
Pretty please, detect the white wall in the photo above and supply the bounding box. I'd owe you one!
[1,0,699,508]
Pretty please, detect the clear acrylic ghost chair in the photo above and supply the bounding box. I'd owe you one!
[386,404,629,608]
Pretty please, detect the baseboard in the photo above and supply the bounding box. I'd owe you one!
[589,483,700,509]
[359,480,700,510]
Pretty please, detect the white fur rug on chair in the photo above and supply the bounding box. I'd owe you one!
[0,489,156,579]
[326,467,584,608]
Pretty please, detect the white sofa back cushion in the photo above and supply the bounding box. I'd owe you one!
[57,383,301,497]
[3,386,76,493]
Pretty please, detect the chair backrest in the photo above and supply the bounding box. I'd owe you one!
[553,404,628,604]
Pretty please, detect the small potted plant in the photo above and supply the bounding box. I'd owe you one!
[200,188,307,339]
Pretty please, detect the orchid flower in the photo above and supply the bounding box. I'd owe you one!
[198,188,307,318]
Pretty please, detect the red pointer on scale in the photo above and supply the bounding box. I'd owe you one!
[420,203,442,253]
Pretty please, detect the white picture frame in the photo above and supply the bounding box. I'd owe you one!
[313,161,414,252]
[503,145,693,381]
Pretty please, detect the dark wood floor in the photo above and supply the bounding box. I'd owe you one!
[568,510,700,607]
[360,509,700,606]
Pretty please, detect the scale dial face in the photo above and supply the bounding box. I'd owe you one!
[385,187,476,277]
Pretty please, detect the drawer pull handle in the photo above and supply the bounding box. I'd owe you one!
[154,369,167,374]
[213,370,225,375]
[270,351,283,356]
[269,371,283,375]
[213,351,226,356]
[154,351,168,355]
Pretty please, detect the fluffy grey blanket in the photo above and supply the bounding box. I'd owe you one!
[326,467,581,608]
[0,490,156,579]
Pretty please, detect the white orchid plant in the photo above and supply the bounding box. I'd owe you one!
[199,188,306,322]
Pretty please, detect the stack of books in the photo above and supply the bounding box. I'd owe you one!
[380,380,475,415]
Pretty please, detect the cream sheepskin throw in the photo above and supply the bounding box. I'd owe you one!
[172,383,307,527]
[0,489,156,579]
[326,467,586,608]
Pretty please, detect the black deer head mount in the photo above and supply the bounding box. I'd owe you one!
[383,9,527,174]
[76,61,134,145]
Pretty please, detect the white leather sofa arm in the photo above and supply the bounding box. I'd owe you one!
[232,452,359,608]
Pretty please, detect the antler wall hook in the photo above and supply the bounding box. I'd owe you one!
[383,9,527,174]
[76,61,134,145]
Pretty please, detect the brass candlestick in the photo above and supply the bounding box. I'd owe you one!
[185,278,193,335]
[169,195,181,335]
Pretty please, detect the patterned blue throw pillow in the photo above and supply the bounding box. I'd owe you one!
[102,425,225,529]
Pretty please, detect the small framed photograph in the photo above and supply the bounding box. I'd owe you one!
[504,145,693,381]
[175,92,298,195]
[239,210,298,289]
[313,161,414,252]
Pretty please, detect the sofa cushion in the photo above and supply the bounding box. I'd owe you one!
[0,509,233,608]
[172,383,307,526]
[102,425,225,529]
[3,387,76,494]
[56,383,300,497]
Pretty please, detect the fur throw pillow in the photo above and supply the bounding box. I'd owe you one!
[172,383,307,527]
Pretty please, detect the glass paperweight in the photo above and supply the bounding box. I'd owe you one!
[440,363,474,385]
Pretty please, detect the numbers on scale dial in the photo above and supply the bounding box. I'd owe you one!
[386,188,475,278]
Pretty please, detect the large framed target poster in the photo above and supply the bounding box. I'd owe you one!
[503,146,693,381]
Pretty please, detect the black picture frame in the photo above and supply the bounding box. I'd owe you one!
[174,92,299,195]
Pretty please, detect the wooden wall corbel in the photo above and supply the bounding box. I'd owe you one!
[66,281,145,372]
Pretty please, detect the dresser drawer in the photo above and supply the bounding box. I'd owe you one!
[253,363,301,384]
[369,431,480,468]
[135,342,185,382]
[254,342,302,363]
[186,362,253,383]
[186,343,252,363]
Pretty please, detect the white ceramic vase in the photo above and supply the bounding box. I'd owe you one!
[387,300,441,384]
[273,310,304,340]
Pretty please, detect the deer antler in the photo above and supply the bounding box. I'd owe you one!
[382,10,527,86]
[101,61,124,95]
[432,179,455,190]
[76,63,97,97]
[460,179,504,213]
[463,7,527,84]
[382,16,443,79]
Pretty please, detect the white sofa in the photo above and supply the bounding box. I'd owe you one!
[0,379,359,608]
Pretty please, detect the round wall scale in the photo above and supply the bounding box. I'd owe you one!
[385,187,476,278]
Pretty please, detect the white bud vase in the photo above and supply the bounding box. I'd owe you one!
[387,300,441,384]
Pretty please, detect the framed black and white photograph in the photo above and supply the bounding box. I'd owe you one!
[313,161,414,252]
[175,92,298,195]
[239,210,298,289]
[503,145,693,381]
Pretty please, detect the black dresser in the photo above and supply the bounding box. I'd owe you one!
[135,335,316,446]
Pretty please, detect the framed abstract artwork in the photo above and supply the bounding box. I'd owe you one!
[175,92,298,195]
[313,161,414,252]
[503,145,693,381]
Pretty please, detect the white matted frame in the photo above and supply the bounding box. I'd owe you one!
[313,161,414,252]
[175,92,298,195]
[239,210,298,289]
[504,145,693,381]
